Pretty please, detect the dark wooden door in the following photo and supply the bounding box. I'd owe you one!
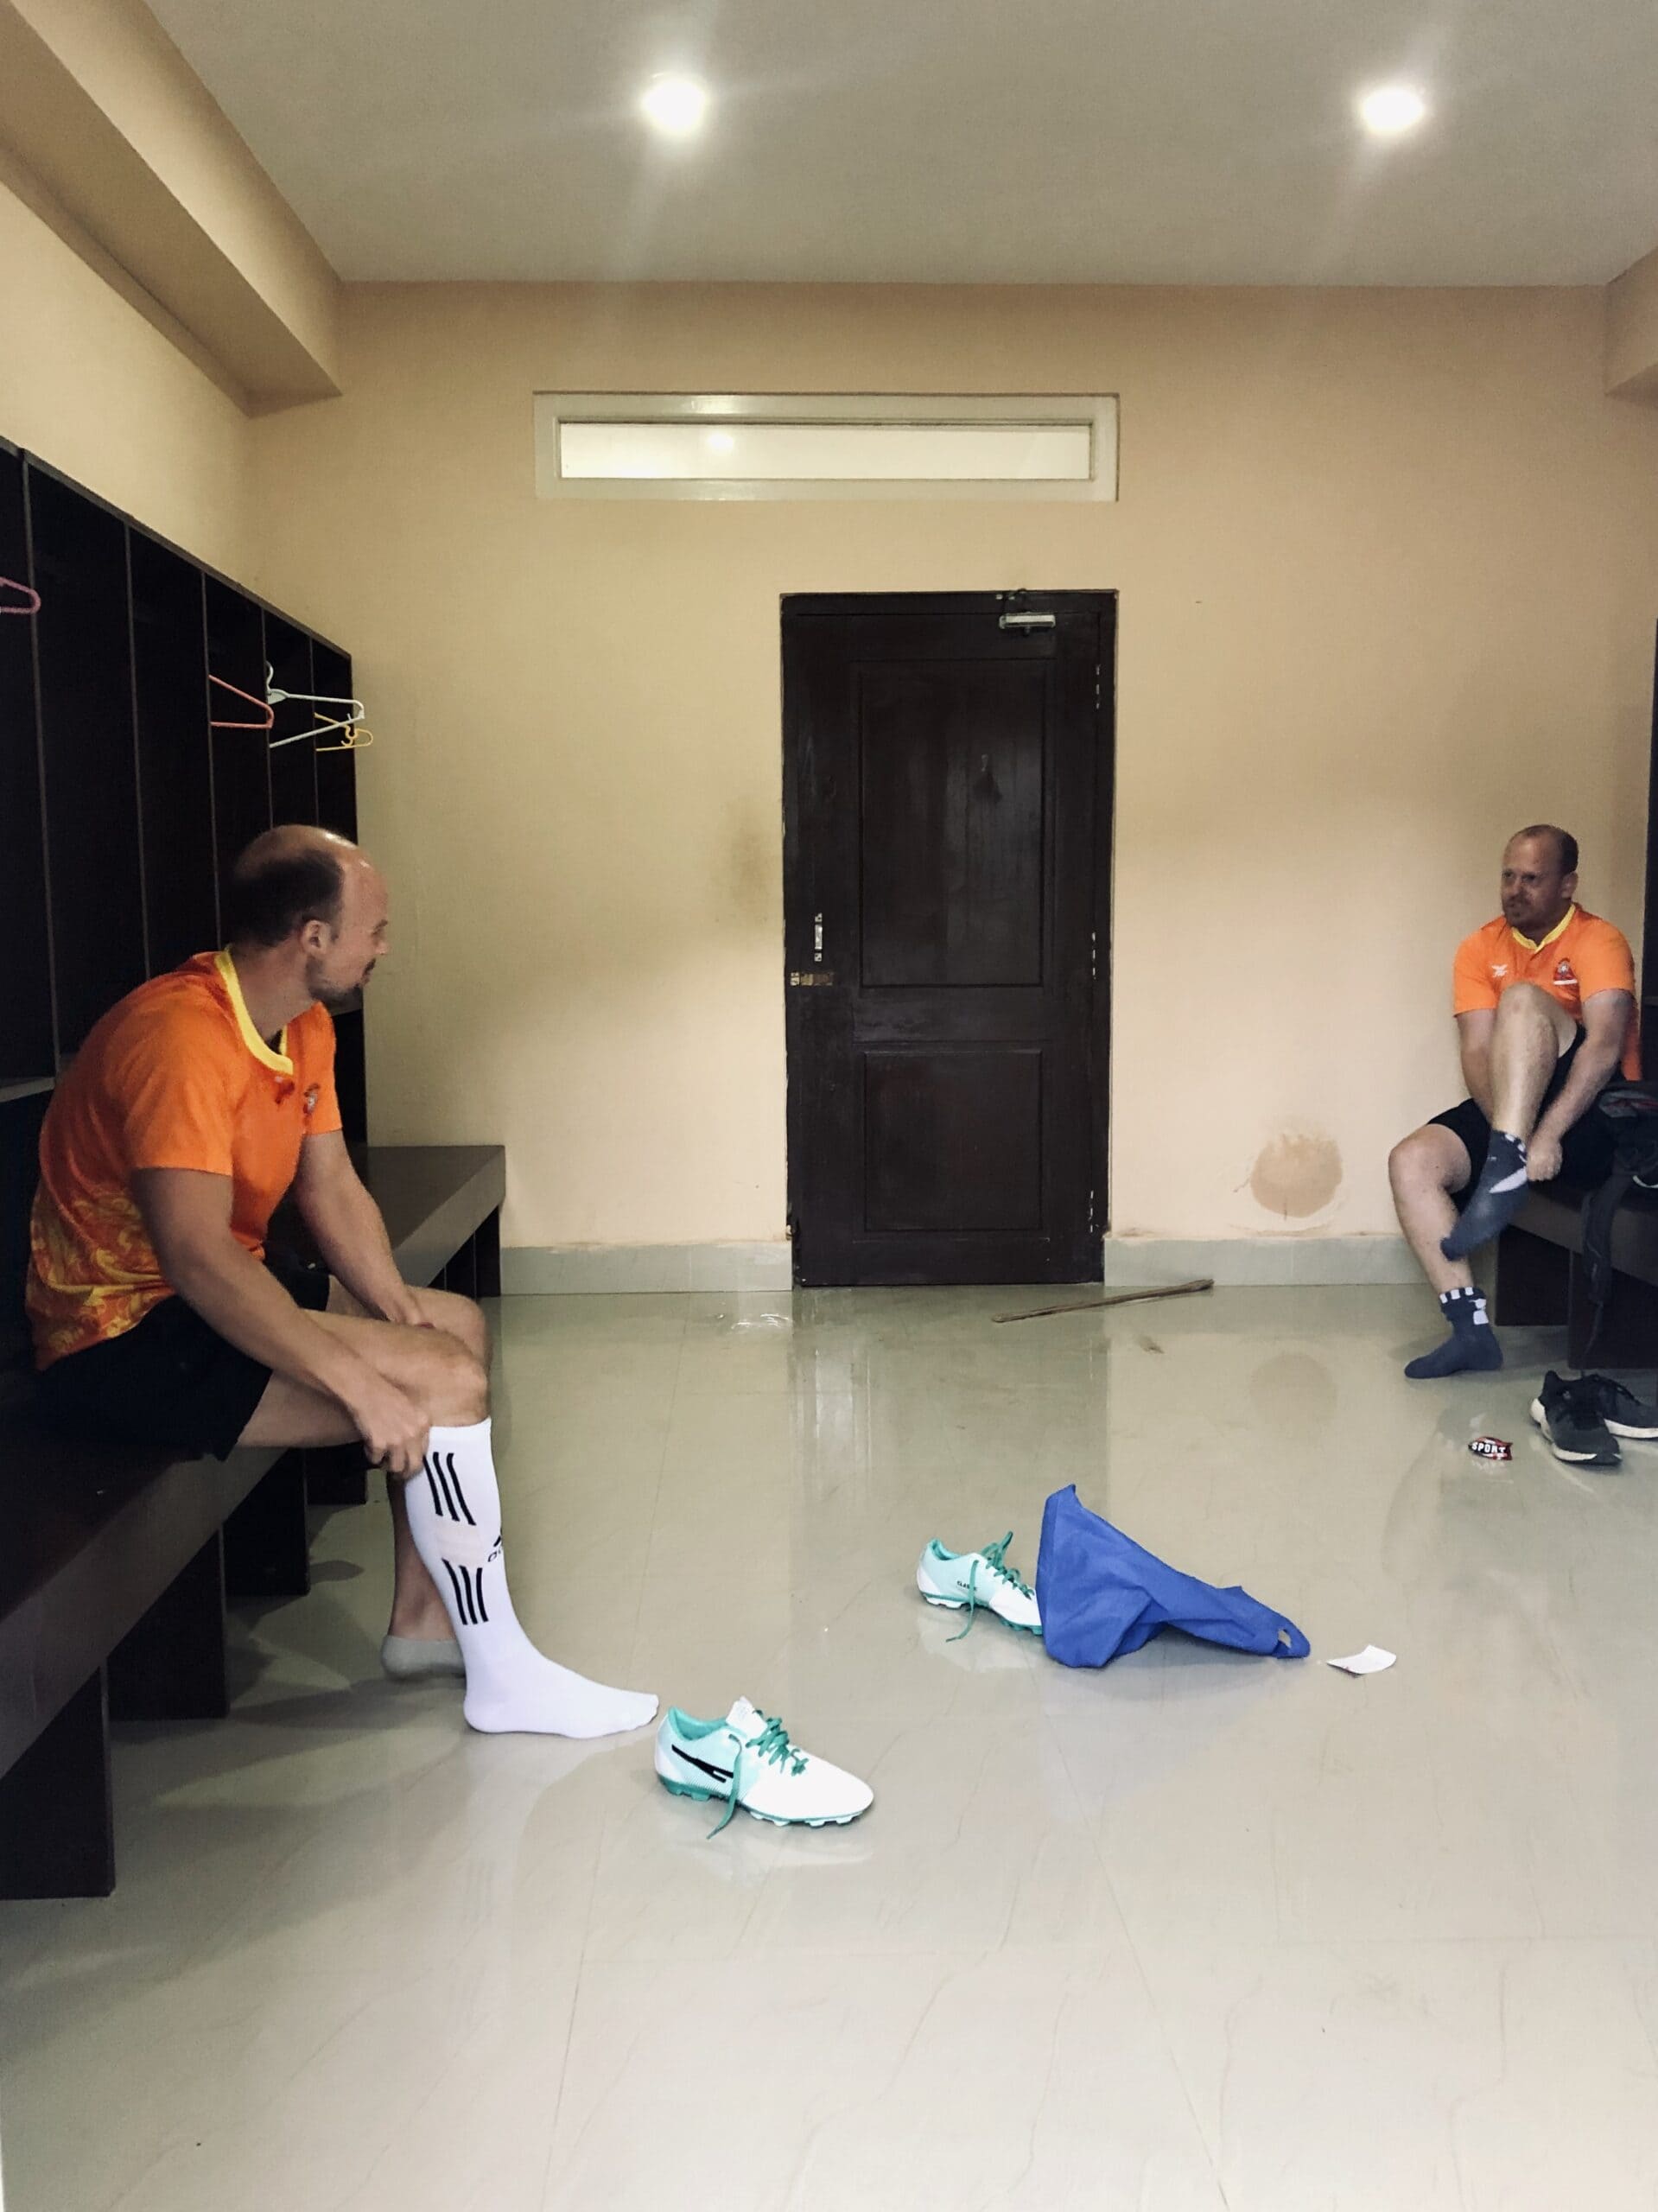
[785,592,1112,1287]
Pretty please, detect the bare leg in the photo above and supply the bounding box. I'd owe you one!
[1390,1125,1475,1295]
[1443,985,1579,1261]
[236,1305,487,1445]
[1490,982,1577,1138]
[1391,1123,1503,1376]
[386,1478,451,1641]
[323,1283,492,1643]
[235,1300,487,1643]
[237,1285,652,1736]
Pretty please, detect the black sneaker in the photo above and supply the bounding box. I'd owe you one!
[1528,1371,1623,1466]
[1572,1373,1658,1441]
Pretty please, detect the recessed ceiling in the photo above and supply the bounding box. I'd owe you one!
[146,0,1658,286]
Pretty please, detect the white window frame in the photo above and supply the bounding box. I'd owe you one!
[533,392,1119,503]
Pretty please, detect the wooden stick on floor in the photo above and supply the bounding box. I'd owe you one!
[993,1277,1215,1325]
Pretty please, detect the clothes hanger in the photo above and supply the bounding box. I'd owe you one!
[0,574,41,615]
[276,709,357,747]
[284,707,370,748]
[208,674,276,731]
[265,661,365,747]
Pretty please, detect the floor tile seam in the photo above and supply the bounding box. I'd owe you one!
[1623,1951,1658,2083]
[1111,1930,1644,1956]
[543,1960,654,2168]
[621,1334,686,1673]
[85,1993,397,2212]
[715,1934,1160,1966]
[82,1821,315,1968]
[1041,1707,1233,2196]
[1098,1866,1236,2196]
[563,1798,616,1973]
[575,1941,1195,1973]
[85,2133,185,2212]
[623,1344,694,1672]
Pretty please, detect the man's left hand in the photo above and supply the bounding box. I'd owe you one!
[1527,1133,1564,1184]
[380,1287,435,1330]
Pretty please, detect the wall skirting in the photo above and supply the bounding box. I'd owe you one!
[1102,1235,1420,1287]
[503,1235,1420,1294]
[503,1243,793,1294]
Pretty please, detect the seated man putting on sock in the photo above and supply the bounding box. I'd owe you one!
[1389,823,1638,1380]
[26,824,656,1741]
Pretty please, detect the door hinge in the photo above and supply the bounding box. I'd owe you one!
[1088,1187,1096,1230]
[1090,928,1096,980]
[1093,662,1102,711]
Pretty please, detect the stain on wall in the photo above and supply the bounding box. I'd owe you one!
[721,810,776,931]
[1249,1131,1342,1219]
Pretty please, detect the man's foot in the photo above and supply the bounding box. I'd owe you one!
[1566,1373,1658,1441]
[1441,1132,1530,1261]
[1404,1329,1504,1380]
[1404,1284,1503,1378]
[464,1652,657,1739]
[381,1632,466,1680]
[1529,1371,1622,1466]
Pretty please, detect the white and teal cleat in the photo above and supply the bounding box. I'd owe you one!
[655,1699,874,1836]
[916,1533,1042,1639]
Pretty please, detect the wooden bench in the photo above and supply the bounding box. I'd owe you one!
[1495,1180,1658,1369]
[0,1141,504,1900]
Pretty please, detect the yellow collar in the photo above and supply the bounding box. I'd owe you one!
[1511,905,1576,955]
[215,950,293,1074]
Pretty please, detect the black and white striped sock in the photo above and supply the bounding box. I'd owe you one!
[403,1420,657,1740]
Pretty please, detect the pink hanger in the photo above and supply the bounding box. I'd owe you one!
[208,674,276,731]
[0,574,41,616]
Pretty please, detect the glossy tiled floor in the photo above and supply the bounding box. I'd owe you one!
[7,1285,1658,2209]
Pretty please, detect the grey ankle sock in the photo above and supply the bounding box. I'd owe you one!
[380,1633,467,1681]
[1404,1287,1503,1379]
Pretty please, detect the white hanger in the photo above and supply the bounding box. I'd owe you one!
[265,660,367,749]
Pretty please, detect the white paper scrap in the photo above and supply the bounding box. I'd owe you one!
[1327,1645,1396,1675]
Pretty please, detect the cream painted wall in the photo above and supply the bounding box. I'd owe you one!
[8,0,339,376]
[247,283,1658,1253]
[0,170,253,576]
[1609,240,1658,399]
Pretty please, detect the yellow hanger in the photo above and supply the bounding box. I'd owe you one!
[317,722,373,753]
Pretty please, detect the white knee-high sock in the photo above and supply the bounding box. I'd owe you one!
[404,1421,657,1739]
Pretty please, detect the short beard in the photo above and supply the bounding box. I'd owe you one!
[305,955,368,1014]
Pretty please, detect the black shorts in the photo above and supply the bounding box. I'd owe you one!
[1431,1032,1615,1209]
[35,1249,333,1462]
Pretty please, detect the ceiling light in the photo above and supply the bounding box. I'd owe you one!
[706,429,735,454]
[640,75,708,137]
[1356,85,1428,137]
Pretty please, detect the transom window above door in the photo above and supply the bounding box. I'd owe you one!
[533,394,1118,502]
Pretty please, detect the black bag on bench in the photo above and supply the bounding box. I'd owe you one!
[1580,1084,1658,1355]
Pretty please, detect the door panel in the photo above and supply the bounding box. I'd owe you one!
[785,593,1112,1287]
[863,1047,1044,1235]
[859,663,1047,988]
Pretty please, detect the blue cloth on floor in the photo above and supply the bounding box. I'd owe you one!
[1035,1484,1310,1669]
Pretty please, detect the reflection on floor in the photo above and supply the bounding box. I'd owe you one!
[6,1285,1658,2210]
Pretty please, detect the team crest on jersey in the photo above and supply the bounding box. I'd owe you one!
[1554,961,1578,988]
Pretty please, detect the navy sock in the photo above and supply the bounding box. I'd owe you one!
[1441,1131,1530,1262]
[1405,1287,1504,1379]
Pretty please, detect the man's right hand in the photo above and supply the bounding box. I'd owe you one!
[344,1370,432,1478]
